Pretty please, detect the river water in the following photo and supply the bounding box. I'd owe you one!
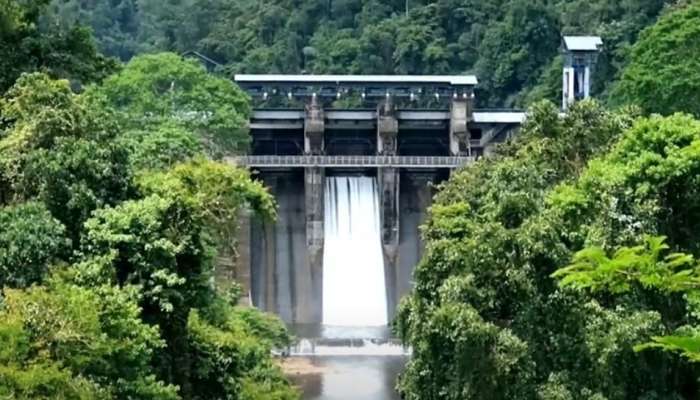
[283,325,409,399]
[286,356,407,400]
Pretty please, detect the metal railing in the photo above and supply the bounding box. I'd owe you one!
[226,155,473,168]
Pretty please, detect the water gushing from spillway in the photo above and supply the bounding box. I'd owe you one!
[322,176,388,326]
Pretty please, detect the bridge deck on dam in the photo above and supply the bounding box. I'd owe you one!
[226,155,474,168]
[249,109,526,127]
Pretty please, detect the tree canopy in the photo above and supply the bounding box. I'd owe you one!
[613,1,700,117]
[92,53,252,156]
[0,0,117,93]
[0,63,296,400]
[45,0,672,107]
[397,103,700,399]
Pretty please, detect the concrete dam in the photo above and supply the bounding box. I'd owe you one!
[227,74,525,327]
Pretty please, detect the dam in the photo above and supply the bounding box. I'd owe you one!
[210,36,603,399]
[226,74,525,326]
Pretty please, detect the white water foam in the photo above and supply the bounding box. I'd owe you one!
[290,338,411,356]
[322,176,388,327]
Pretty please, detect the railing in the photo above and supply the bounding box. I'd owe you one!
[226,155,474,168]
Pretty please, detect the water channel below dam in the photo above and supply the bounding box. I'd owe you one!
[283,176,408,399]
[245,175,423,398]
[282,324,409,399]
[284,355,407,400]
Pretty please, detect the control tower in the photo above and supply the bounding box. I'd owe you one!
[562,36,603,110]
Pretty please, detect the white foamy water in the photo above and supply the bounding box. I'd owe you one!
[322,176,388,327]
[290,339,410,356]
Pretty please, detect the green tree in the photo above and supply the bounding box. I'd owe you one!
[92,53,252,156]
[0,0,117,93]
[44,0,671,107]
[554,236,700,363]
[613,1,700,116]
[46,0,141,60]
[475,0,560,106]
[81,158,281,398]
[0,276,178,399]
[0,73,133,243]
[0,202,69,288]
[118,122,202,171]
[396,101,700,399]
[0,64,297,400]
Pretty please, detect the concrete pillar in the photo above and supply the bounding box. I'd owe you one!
[304,94,325,155]
[449,96,474,156]
[233,210,252,305]
[377,96,398,155]
[263,212,277,313]
[563,66,575,110]
[397,172,437,305]
[378,167,400,320]
[304,166,324,323]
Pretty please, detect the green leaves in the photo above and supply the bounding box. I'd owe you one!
[0,66,291,399]
[93,53,251,156]
[0,1,117,93]
[0,279,178,399]
[402,103,700,399]
[0,72,133,242]
[613,1,700,116]
[0,202,69,288]
[554,236,700,294]
[635,335,700,362]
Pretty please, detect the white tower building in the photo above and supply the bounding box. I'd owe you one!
[562,36,603,110]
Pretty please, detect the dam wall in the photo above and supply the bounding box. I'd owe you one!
[239,169,444,324]
[226,74,523,327]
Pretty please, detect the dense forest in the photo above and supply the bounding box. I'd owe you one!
[397,2,700,399]
[3,0,700,399]
[43,0,671,106]
[0,2,297,399]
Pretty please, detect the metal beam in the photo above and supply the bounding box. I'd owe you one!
[235,74,478,86]
[250,109,526,124]
[226,155,473,169]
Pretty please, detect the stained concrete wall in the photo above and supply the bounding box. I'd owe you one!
[247,169,446,324]
[392,171,443,319]
[250,171,316,323]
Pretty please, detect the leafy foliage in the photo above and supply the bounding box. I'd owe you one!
[118,122,202,171]
[0,61,296,399]
[0,0,117,93]
[79,156,287,399]
[613,1,700,116]
[46,0,671,107]
[397,103,700,399]
[0,73,133,242]
[554,236,700,364]
[92,53,251,156]
[0,277,178,399]
[0,202,69,288]
[554,236,700,294]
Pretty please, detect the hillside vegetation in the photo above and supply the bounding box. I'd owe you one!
[4,0,700,399]
[1,3,298,399]
[46,0,672,107]
[398,2,700,398]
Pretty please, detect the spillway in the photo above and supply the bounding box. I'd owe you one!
[322,176,388,326]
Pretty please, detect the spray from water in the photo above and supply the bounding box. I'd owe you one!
[322,176,388,326]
